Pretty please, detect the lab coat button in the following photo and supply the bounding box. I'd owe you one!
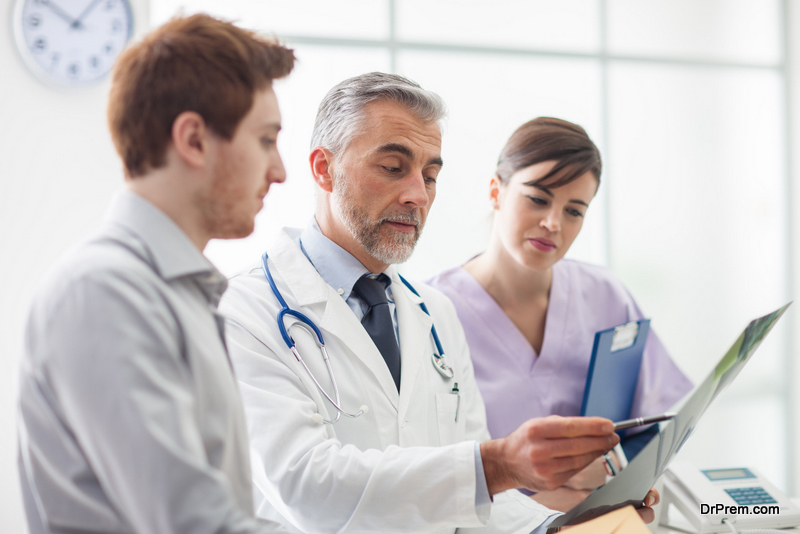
[337,288,344,295]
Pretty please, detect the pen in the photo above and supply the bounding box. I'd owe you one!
[451,382,460,422]
[613,412,676,431]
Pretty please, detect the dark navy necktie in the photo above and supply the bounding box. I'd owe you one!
[352,274,401,391]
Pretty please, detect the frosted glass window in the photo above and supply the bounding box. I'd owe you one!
[607,63,787,489]
[396,0,600,53]
[396,51,605,279]
[607,0,781,64]
[151,0,389,40]
[205,45,391,275]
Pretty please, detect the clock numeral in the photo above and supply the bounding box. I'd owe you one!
[111,19,123,33]
[33,0,49,5]
[105,0,115,9]
[32,37,47,53]
[28,14,42,27]
[50,52,60,66]
[67,63,80,78]
[105,43,114,54]
[90,56,100,69]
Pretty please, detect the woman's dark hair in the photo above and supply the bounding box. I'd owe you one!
[495,117,602,188]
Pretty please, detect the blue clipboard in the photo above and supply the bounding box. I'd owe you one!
[579,319,650,422]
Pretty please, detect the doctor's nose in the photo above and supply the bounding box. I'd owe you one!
[399,171,431,209]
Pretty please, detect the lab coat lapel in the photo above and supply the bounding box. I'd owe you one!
[318,289,400,410]
[271,229,400,410]
[389,268,433,422]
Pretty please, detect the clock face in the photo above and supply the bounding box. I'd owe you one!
[13,0,133,86]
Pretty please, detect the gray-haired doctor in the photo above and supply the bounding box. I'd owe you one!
[220,72,658,534]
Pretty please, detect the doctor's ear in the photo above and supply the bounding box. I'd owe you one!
[309,147,335,193]
[489,175,503,209]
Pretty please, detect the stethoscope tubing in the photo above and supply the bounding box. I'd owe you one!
[260,250,454,424]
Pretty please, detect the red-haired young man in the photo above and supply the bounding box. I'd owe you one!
[18,14,294,534]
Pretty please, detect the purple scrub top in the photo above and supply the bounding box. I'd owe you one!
[426,259,692,440]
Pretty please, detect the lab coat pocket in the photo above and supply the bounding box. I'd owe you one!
[435,392,465,445]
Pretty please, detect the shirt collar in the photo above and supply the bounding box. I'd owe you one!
[299,218,375,300]
[105,191,227,302]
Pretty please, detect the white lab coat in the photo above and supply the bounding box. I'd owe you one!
[220,228,553,534]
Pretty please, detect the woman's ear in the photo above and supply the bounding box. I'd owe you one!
[309,146,335,193]
[489,175,503,210]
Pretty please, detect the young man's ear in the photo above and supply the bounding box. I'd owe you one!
[171,111,211,169]
[309,146,336,193]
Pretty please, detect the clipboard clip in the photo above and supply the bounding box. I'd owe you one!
[611,321,640,352]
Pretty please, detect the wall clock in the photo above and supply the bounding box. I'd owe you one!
[13,0,134,86]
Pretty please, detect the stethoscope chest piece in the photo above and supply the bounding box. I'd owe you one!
[431,352,455,379]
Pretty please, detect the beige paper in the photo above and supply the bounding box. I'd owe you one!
[563,505,650,534]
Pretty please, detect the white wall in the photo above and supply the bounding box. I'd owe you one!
[788,0,800,501]
[0,0,149,531]
[2,1,800,532]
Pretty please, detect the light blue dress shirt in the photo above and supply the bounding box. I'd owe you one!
[299,219,560,533]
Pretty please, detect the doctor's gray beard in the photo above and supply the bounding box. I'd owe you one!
[331,171,423,265]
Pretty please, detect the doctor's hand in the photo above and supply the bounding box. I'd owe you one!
[479,415,618,496]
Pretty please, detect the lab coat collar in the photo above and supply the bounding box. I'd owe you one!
[299,218,368,301]
[270,227,332,306]
[105,191,227,301]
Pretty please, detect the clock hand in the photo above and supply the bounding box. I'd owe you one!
[38,0,82,29]
[72,0,105,29]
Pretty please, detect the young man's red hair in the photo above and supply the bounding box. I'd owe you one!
[108,14,295,178]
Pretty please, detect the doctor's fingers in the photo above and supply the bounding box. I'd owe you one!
[522,452,605,491]
[544,433,619,458]
[526,415,616,439]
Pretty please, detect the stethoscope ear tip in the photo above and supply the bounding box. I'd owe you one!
[311,413,324,425]
[359,405,369,414]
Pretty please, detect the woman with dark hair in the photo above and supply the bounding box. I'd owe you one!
[427,117,691,510]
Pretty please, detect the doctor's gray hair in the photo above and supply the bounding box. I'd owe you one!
[311,72,446,154]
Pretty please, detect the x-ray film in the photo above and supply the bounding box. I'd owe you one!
[547,303,791,531]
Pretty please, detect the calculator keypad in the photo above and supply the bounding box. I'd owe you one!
[724,487,777,506]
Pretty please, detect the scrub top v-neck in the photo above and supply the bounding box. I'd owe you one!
[426,260,692,441]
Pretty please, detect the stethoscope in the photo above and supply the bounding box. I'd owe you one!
[261,251,455,424]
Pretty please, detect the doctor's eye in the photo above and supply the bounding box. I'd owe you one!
[382,166,402,174]
[261,137,277,147]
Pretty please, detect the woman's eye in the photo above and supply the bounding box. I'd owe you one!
[261,138,276,147]
[528,196,548,206]
[567,208,584,218]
